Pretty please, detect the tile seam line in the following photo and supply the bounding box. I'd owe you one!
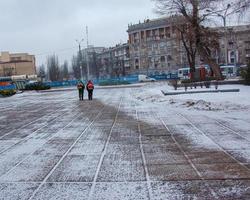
[136,109,154,200]
[26,104,106,200]
[0,104,81,155]
[216,120,250,142]
[1,177,250,184]
[0,111,83,180]
[160,118,204,180]
[0,101,79,141]
[160,116,220,198]
[87,98,123,200]
[0,104,54,140]
[176,112,250,173]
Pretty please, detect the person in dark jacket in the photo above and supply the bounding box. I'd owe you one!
[77,81,85,101]
[86,80,94,100]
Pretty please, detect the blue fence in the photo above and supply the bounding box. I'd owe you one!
[150,73,178,80]
[0,85,16,91]
[44,74,179,88]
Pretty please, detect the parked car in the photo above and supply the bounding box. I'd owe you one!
[138,75,156,82]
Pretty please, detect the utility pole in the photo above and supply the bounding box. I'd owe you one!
[222,16,228,66]
[206,4,232,66]
[76,38,84,81]
[86,26,90,80]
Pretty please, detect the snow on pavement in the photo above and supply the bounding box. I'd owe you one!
[0,84,249,199]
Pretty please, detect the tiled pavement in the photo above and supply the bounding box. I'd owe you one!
[0,89,249,199]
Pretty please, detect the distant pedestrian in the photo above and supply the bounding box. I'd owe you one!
[86,80,94,100]
[77,80,85,101]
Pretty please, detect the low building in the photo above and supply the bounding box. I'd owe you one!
[0,52,36,77]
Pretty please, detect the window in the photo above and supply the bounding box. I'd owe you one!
[11,57,22,61]
[153,44,158,49]
[159,42,165,48]
[160,56,166,63]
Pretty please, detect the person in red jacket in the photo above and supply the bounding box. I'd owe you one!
[86,80,94,100]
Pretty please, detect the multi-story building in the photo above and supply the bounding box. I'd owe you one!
[127,17,184,75]
[111,43,130,77]
[79,18,250,79]
[215,25,250,66]
[0,52,36,77]
[96,48,113,78]
[81,46,105,79]
[97,43,130,78]
[127,17,250,76]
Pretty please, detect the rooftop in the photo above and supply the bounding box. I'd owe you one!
[127,17,174,33]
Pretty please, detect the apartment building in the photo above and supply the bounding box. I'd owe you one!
[127,17,185,75]
[97,43,130,78]
[0,52,36,77]
[79,18,250,79]
[127,17,250,76]
[215,25,250,65]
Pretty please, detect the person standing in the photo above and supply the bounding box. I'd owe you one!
[86,80,94,100]
[77,81,85,101]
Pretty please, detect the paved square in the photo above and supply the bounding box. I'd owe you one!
[0,87,250,199]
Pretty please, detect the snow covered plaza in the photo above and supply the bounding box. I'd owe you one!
[0,83,250,199]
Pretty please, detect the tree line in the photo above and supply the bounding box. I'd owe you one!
[37,52,90,82]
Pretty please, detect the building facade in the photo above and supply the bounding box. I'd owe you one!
[97,43,130,78]
[77,19,250,79]
[215,25,250,66]
[127,17,250,76]
[0,52,36,77]
[81,46,106,79]
[127,18,185,75]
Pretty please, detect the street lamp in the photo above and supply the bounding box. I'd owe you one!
[76,38,84,81]
[206,4,232,65]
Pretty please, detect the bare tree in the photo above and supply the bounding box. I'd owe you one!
[72,55,81,79]
[38,64,46,82]
[62,60,69,80]
[153,0,233,79]
[235,0,250,11]
[47,55,60,81]
[174,21,197,80]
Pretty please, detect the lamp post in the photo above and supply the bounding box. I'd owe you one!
[206,4,232,66]
[76,38,84,81]
[86,26,90,81]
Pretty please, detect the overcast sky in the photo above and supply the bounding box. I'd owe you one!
[0,0,157,66]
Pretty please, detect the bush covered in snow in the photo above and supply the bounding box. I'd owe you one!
[25,82,51,90]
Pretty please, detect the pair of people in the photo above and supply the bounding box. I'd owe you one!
[77,80,94,101]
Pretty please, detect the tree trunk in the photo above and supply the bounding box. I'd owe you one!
[198,46,223,80]
[191,0,223,80]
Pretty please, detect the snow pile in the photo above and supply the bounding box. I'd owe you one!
[133,82,250,112]
[168,98,250,111]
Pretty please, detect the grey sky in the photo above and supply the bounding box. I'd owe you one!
[0,0,157,66]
